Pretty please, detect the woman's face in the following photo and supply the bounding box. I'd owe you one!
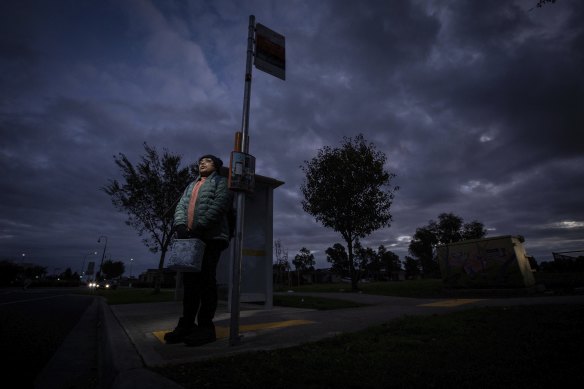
[199,158,216,177]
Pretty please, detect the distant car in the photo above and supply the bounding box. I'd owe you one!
[88,280,117,289]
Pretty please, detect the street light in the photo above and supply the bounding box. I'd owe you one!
[129,258,134,287]
[97,235,108,281]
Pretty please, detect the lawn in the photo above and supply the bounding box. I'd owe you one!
[151,303,584,388]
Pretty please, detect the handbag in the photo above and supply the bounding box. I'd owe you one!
[167,238,206,272]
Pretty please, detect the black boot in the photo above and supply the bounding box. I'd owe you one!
[164,317,196,344]
[184,325,216,347]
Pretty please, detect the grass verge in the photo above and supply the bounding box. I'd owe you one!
[273,294,367,310]
[277,272,584,298]
[82,272,584,305]
[276,279,447,297]
[151,304,584,389]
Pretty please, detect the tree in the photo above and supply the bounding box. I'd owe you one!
[325,243,350,277]
[22,264,47,281]
[103,143,197,292]
[0,260,21,286]
[355,241,377,281]
[378,245,401,280]
[101,260,125,280]
[408,212,487,277]
[293,247,315,285]
[436,213,463,244]
[462,221,487,241]
[409,224,440,277]
[328,243,401,282]
[360,244,382,281]
[58,268,77,281]
[532,0,557,9]
[404,256,421,279]
[300,134,399,291]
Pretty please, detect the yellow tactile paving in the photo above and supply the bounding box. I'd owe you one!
[418,299,485,307]
[153,319,315,343]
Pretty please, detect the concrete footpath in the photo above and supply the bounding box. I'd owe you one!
[98,292,584,389]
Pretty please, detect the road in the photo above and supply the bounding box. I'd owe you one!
[0,287,98,389]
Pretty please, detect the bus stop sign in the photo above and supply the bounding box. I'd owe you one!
[254,23,286,80]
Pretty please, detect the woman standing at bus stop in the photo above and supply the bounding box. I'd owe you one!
[165,154,231,347]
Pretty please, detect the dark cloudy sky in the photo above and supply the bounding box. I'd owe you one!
[1,0,583,277]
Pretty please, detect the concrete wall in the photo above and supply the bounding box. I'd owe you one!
[437,235,536,288]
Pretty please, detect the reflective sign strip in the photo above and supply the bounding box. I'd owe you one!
[242,248,266,257]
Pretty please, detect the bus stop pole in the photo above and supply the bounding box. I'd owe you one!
[229,14,255,347]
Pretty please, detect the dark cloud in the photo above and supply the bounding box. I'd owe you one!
[1,0,583,275]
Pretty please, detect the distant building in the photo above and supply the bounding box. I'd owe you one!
[437,235,535,288]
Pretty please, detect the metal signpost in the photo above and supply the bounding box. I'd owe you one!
[229,15,285,346]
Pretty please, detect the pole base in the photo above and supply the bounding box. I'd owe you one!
[229,334,243,347]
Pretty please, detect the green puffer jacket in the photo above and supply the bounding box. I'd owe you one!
[174,171,231,243]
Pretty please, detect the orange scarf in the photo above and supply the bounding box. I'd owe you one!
[187,177,207,229]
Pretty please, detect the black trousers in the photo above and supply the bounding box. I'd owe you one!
[182,240,226,328]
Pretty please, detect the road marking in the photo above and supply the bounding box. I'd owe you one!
[153,319,315,343]
[418,299,485,307]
